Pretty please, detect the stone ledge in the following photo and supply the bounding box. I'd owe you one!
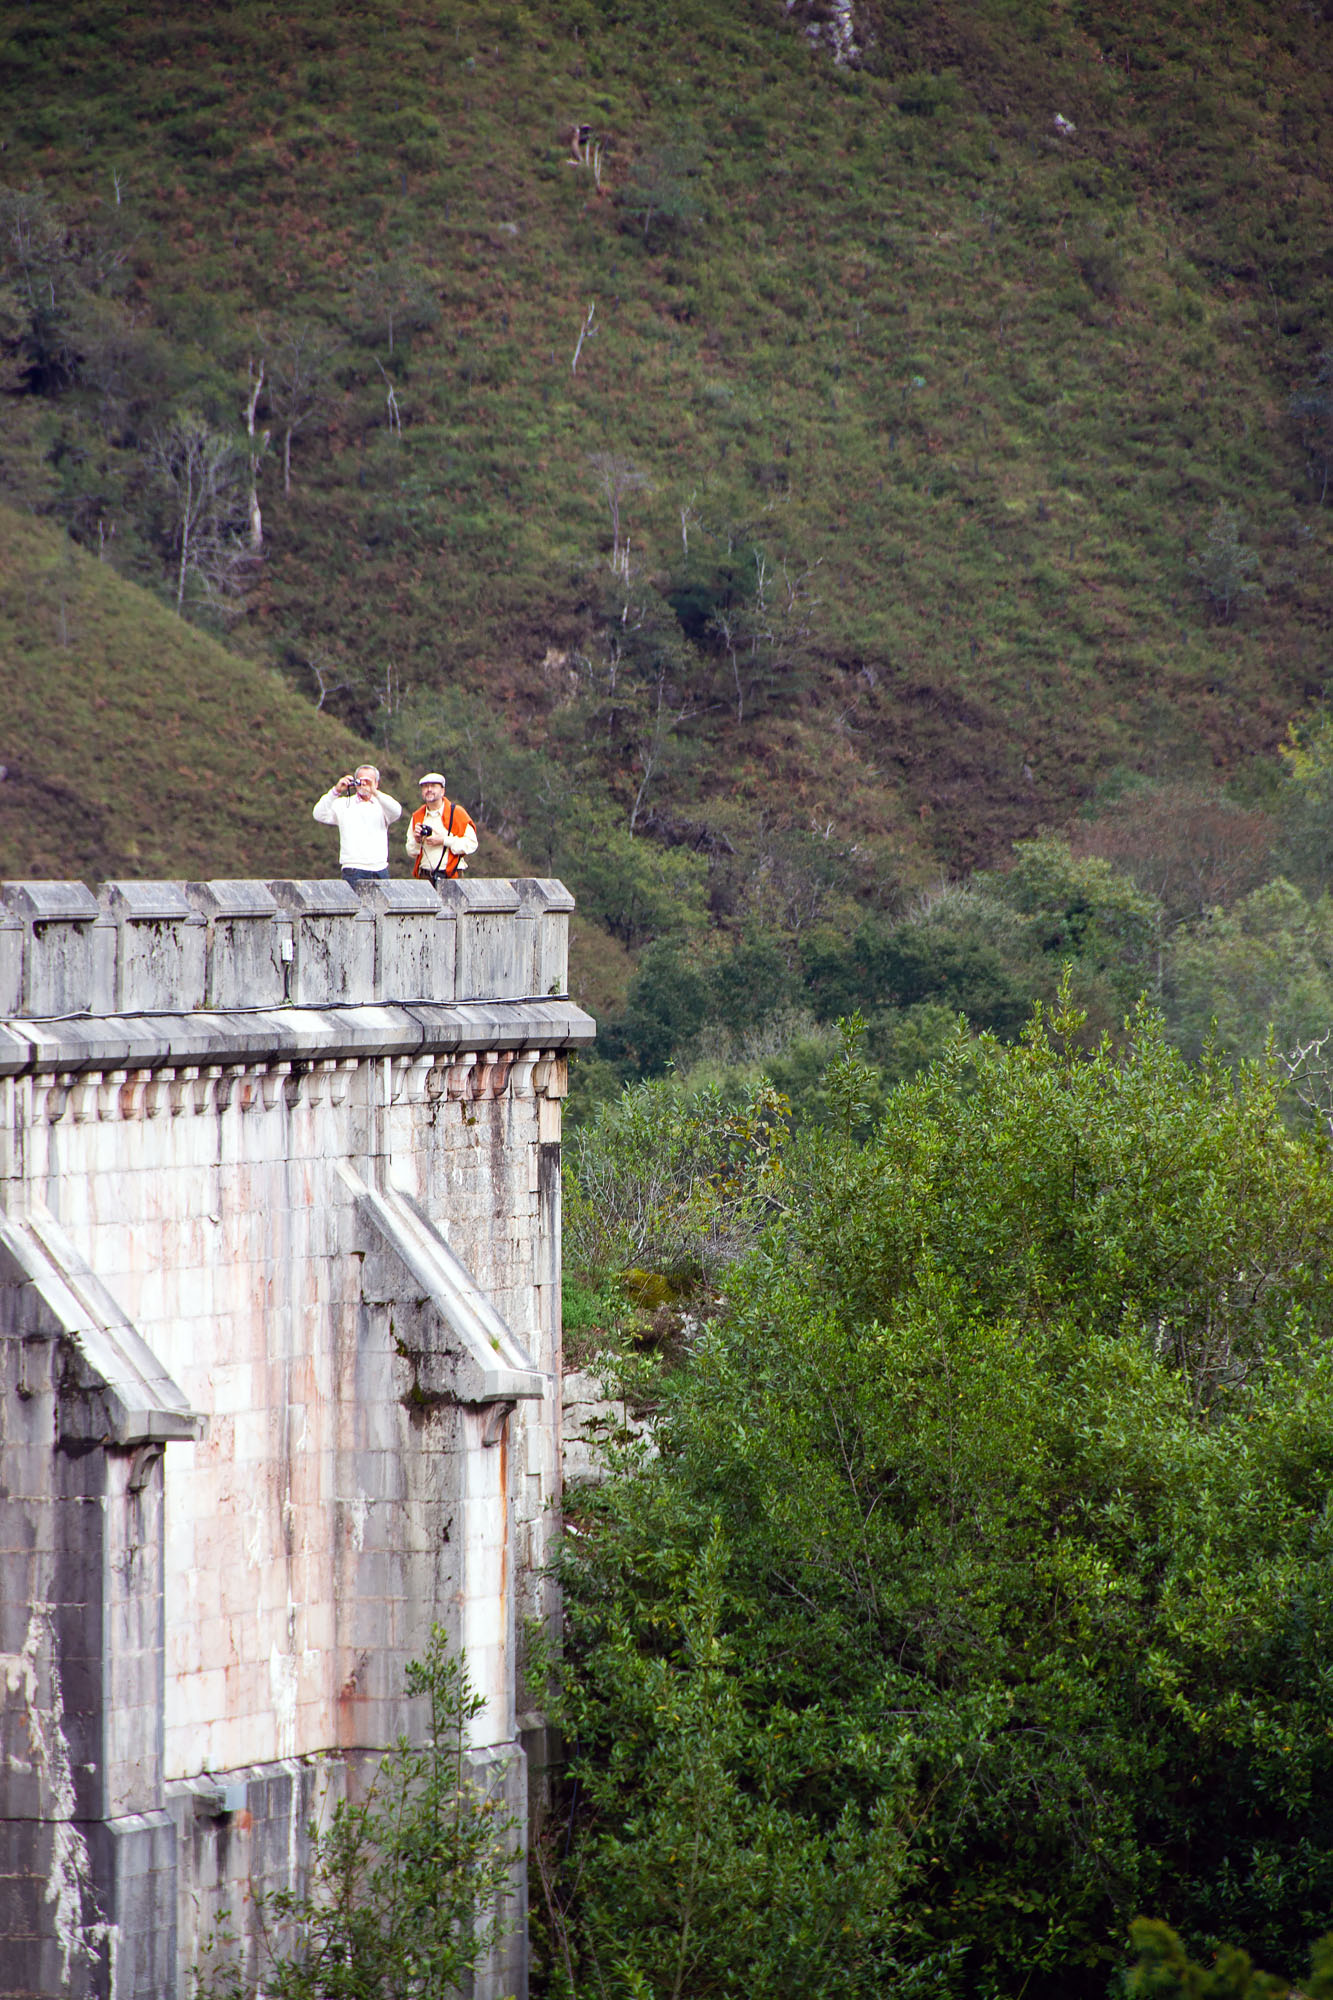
[0,998,595,1078]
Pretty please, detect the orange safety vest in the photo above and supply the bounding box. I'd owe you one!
[410,799,474,881]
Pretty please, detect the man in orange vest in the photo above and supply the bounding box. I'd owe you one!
[406,771,478,884]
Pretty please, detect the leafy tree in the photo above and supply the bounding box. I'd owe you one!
[880,906,1037,1031]
[798,844,1160,1051]
[618,140,704,245]
[1188,505,1264,623]
[600,941,712,1077]
[563,796,709,949]
[196,1630,515,2000]
[994,835,1162,1009]
[548,998,1333,1998]
[263,319,344,496]
[800,901,1034,1036]
[536,1527,939,2000]
[1,184,100,391]
[1074,781,1276,925]
[348,256,438,357]
[1165,877,1333,1063]
[1276,711,1333,896]
[71,292,176,445]
[705,931,799,1039]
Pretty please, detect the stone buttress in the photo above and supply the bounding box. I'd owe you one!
[0,876,592,2000]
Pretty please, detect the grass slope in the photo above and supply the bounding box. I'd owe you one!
[0,499,395,881]
[1,0,1330,899]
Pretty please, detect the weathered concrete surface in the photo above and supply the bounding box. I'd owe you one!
[0,878,590,2000]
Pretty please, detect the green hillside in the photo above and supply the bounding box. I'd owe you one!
[0,499,399,881]
[1,0,1331,1018]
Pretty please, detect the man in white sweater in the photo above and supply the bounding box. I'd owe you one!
[312,765,403,882]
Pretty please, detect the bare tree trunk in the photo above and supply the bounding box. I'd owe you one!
[176,474,191,609]
[571,300,598,375]
[244,359,266,549]
[376,359,402,435]
[587,451,647,571]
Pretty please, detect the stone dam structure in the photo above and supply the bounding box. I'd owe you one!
[0,875,594,1999]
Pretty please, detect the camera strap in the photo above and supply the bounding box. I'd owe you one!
[426,802,459,889]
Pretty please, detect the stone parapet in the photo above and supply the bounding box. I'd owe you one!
[0,876,575,1023]
[0,998,592,1079]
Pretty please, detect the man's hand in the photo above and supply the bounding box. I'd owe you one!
[336,773,357,796]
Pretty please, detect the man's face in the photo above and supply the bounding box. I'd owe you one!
[420,783,445,810]
[354,767,377,798]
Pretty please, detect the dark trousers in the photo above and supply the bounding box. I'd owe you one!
[341,867,389,884]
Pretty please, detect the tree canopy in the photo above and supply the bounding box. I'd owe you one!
[543,1001,1333,1998]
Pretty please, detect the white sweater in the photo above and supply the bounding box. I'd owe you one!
[312,789,403,870]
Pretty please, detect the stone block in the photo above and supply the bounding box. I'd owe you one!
[267,880,375,1006]
[515,877,574,997]
[2,880,100,1018]
[351,877,458,1005]
[436,878,525,999]
[0,1750,45,1824]
[99,881,208,1015]
[90,1810,178,2000]
[186,880,287,1010]
[0,907,22,1017]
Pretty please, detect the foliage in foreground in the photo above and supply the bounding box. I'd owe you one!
[542,1002,1333,1999]
[196,1632,514,2000]
[563,1071,789,1282]
[1125,1919,1333,2000]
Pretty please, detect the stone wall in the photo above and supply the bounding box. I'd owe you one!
[0,877,592,2000]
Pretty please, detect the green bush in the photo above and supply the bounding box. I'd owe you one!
[994,835,1163,1011]
[196,1631,514,2000]
[1124,1919,1333,1999]
[568,799,709,948]
[1276,712,1333,897]
[562,1271,630,1336]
